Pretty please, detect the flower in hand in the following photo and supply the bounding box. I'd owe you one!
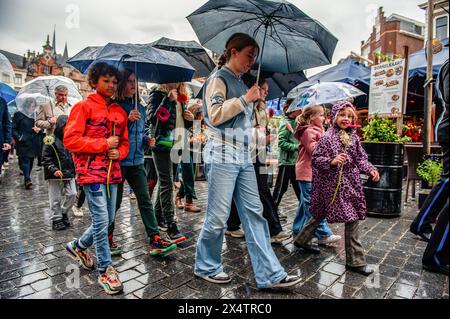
[331,153,347,166]
[177,93,189,105]
[156,107,171,122]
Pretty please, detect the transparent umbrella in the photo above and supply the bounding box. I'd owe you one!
[0,53,15,80]
[287,82,365,113]
[15,93,49,119]
[17,76,82,116]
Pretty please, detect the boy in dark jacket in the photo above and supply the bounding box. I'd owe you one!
[42,115,77,231]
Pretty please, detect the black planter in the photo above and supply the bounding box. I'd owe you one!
[362,142,404,218]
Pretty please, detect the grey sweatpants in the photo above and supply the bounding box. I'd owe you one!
[294,218,367,267]
[48,179,77,221]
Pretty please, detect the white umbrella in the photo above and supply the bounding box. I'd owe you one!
[287,82,365,113]
[0,53,15,81]
[17,76,83,114]
[185,80,203,98]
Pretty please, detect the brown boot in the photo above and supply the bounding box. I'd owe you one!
[184,198,201,213]
[175,193,184,209]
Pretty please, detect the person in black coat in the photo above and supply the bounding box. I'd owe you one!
[42,115,77,230]
[11,97,42,189]
[415,57,449,276]
[0,97,12,181]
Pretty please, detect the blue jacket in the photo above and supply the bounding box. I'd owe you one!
[118,98,148,166]
[0,98,11,147]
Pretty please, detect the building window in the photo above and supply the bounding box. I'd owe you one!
[2,73,11,83]
[436,16,448,40]
[43,65,51,75]
[414,25,423,36]
[14,74,22,85]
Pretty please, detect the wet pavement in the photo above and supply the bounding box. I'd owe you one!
[0,158,448,299]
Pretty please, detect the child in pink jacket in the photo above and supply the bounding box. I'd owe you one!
[292,105,341,253]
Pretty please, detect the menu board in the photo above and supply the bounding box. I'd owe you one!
[368,59,406,117]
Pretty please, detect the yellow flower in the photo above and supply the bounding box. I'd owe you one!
[43,135,55,145]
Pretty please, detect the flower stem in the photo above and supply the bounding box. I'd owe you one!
[107,123,116,199]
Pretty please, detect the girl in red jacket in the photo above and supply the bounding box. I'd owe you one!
[63,62,129,295]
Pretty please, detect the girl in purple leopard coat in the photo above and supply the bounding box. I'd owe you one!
[294,101,380,276]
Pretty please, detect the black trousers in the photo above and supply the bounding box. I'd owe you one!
[423,200,449,267]
[254,161,282,236]
[410,144,449,235]
[272,165,301,208]
[227,201,241,231]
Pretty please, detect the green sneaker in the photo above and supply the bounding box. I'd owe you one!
[149,235,177,256]
[108,235,122,256]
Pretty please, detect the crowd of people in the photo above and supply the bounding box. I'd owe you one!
[0,33,448,296]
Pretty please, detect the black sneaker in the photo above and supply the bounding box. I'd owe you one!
[167,222,186,244]
[149,235,177,256]
[52,220,66,231]
[267,275,302,288]
[62,215,71,227]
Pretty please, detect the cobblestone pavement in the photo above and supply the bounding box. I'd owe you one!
[0,158,448,299]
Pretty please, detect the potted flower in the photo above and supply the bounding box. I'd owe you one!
[361,114,411,217]
[416,159,443,209]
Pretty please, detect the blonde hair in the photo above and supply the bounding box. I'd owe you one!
[157,83,191,99]
[297,105,324,126]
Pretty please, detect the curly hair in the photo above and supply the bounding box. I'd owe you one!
[88,62,120,89]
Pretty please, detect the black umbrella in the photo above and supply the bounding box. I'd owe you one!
[187,0,338,82]
[151,37,216,78]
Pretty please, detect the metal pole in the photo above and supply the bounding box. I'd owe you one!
[256,23,269,86]
[424,0,434,158]
[397,46,409,135]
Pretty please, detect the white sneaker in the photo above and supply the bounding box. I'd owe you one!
[72,206,84,217]
[196,271,231,284]
[271,231,291,244]
[225,228,245,238]
[318,234,341,245]
[268,275,302,288]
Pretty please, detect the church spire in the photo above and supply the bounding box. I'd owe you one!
[52,25,56,55]
[62,42,69,64]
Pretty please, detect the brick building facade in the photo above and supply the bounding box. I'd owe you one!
[361,7,425,65]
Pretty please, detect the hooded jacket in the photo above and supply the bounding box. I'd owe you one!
[63,93,129,186]
[11,111,43,158]
[277,116,299,166]
[294,123,324,182]
[42,115,75,180]
[309,102,377,223]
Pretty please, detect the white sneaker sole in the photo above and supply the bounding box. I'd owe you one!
[269,277,302,288]
[196,274,231,284]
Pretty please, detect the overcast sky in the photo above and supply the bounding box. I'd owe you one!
[0,0,426,75]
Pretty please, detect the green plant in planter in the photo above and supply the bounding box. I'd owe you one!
[417,160,443,186]
[362,114,411,143]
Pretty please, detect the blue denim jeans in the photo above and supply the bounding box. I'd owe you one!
[292,181,332,239]
[195,141,287,288]
[78,183,118,273]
